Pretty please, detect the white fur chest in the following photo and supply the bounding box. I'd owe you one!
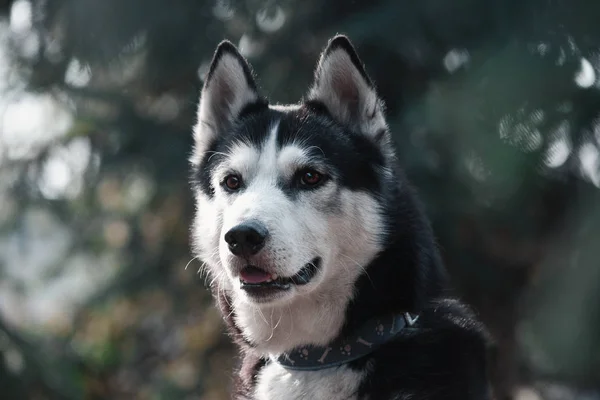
[254,361,366,400]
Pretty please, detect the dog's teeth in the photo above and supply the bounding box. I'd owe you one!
[271,273,278,280]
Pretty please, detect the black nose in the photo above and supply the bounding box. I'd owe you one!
[224,221,269,257]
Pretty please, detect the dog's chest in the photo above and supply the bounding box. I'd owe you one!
[254,361,365,400]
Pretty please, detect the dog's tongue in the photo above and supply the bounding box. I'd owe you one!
[240,266,271,284]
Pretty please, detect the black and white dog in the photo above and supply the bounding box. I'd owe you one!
[190,35,492,399]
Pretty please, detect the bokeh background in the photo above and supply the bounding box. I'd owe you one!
[0,0,599,399]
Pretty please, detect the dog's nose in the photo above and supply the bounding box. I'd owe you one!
[224,221,269,257]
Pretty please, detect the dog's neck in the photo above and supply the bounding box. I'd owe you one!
[233,295,347,355]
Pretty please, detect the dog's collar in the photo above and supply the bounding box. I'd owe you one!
[273,312,419,371]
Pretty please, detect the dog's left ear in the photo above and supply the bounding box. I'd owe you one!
[193,41,264,160]
[307,35,388,140]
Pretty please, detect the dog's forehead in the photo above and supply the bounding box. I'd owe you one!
[227,144,313,185]
[226,106,335,171]
[196,104,385,196]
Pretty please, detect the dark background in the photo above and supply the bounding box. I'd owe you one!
[0,0,599,399]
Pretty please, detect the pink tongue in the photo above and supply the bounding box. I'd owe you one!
[240,267,271,284]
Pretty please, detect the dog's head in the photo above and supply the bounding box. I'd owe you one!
[190,36,398,349]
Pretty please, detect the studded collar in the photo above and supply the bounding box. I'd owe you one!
[273,312,419,371]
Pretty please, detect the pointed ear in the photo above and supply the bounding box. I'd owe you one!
[307,35,388,140]
[193,41,264,157]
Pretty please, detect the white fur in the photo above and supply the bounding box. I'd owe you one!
[276,145,322,179]
[255,362,366,400]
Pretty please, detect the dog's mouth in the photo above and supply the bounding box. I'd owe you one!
[239,257,321,291]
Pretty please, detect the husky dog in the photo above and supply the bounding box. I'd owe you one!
[190,35,491,400]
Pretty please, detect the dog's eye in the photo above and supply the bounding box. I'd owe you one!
[299,169,323,188]
[223,174,242,191]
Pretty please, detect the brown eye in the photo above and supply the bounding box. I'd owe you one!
[300,170,322,187]
[224,174,242,191]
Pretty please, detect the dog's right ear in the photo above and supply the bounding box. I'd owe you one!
[307,35,388,141]
[193,41,263,158]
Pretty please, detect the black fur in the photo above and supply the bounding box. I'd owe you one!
[349,299,491,399]
[192,36,492,400]
[204,40,260,93]
[315,35,375,88]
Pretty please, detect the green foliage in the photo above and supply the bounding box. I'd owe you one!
[1,0,599,398]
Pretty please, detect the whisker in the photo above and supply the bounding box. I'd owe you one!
[185,256,200,271]
[206,150,229,163]
[255,305,269,326]
[305,145,326,157]
[266,308,278,341]
[339,252,375,289]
